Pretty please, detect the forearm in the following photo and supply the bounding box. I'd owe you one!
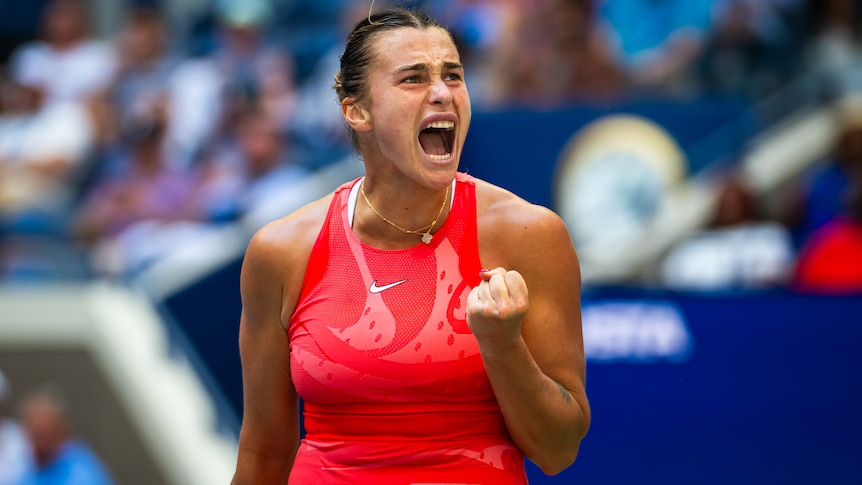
[480,336,589,475]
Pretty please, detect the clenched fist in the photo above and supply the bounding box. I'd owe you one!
[466,267,530,349]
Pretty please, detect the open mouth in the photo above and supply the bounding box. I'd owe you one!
[418,120,455,161]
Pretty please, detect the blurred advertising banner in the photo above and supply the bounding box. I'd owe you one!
[536,290,862,485]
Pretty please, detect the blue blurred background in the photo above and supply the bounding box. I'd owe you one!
[1,0,861,484]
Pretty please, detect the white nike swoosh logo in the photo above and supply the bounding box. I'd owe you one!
[369,279,408,294]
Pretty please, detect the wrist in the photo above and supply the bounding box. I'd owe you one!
[477,334,527,365]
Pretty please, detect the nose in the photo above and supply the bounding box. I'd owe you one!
[428,77,452,106]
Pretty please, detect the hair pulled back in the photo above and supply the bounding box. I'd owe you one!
[334,8,454,150]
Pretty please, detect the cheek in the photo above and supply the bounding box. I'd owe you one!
[459,99,472,139]
[461,89,472,114]
[454,88,471,118]
[376,109,412,143]
[394,121,413,141]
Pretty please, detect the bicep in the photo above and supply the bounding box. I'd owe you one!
[237,312,299,451]
[236,231,300,457]
[517,212,586,391]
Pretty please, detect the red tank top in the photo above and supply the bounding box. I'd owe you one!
[287,173,527,484]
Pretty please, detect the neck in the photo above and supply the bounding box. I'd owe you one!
[357,178,452,246]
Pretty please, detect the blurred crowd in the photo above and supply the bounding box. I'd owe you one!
[1,369,114,485]
[0,0,859,294]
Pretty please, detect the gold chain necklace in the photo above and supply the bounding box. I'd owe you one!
[360,182,450,244]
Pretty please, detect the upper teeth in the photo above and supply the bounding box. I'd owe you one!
[425,121,454,130]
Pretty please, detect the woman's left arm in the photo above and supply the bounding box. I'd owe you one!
[469,200,590,475]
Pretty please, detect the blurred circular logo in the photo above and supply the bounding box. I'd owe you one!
[554,114,687,268]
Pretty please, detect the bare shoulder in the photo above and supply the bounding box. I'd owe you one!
[241,193,335,318]
[473,178,574,268]
[247,193,334,264]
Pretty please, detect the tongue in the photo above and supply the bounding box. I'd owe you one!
[418,130,448,156]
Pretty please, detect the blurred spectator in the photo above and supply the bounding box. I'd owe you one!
[18,385,114,485]
[698,0,804,99]
[598,0,713,94]
[0,72,94,231]
[211,0,298,129]
[161,53,223,170]
[0,369,33,485]
[288,1,370,167]
[497,0,624,107]
[161,0,299,170]
[793,161,862,294]
[793,108,862,294]
[7,0,115,111]
[660,175,795,291]
[804,0,862,95]
[101,4,178,150]
[71,101,198,276]
[0,0,109,240]
[192,106,311,225]
[793,96,862,243]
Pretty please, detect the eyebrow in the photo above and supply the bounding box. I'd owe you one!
[393,62,464,75]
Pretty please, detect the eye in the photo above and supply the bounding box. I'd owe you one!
[444,72,463,82]
[401,75,421,84]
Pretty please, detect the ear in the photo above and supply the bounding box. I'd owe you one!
[342,97,372,134]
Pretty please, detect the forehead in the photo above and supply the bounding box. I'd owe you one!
[369,27,460,72]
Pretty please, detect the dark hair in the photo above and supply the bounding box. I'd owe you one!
[334,8,455,150]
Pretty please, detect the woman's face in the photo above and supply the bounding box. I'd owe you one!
[43,0,87,46]
[354,27,471,190]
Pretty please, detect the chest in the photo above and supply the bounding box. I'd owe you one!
[289,236,491,403]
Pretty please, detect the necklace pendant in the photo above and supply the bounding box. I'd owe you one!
[421,233,433,244]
